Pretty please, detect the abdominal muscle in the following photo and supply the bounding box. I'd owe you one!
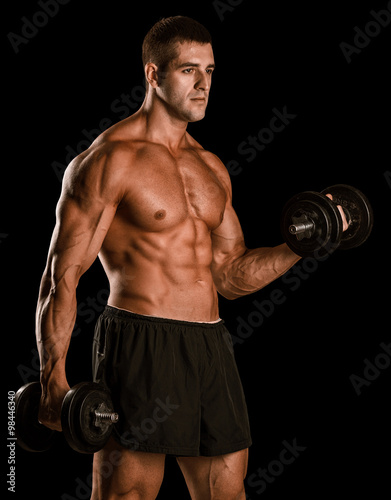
[98,216,220,323]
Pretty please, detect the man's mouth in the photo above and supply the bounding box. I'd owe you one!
[190,96,207,102]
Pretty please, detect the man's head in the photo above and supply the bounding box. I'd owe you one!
[142,16,212,75]
[142,16,215,122]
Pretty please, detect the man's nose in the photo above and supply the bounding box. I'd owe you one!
[195,71,210,91]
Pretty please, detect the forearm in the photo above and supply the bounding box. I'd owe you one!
[216,243,301,300]
[35,269,77,389]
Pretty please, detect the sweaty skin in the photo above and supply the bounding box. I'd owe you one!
[36,41,302,431]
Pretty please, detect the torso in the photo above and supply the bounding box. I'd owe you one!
[96,118,227,322]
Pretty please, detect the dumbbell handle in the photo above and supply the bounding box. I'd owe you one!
[289,221,315,235]
[95,409,119,423]
[93,402,119,431]
[289,201,350,238]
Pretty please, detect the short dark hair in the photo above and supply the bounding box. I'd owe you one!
[142,16,212,72]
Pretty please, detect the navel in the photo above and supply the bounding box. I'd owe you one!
[154,209,167,220]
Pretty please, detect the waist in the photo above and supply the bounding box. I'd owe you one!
[103,305,224,328]
[107,275,220,323]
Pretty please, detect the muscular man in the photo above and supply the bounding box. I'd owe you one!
[36,16,346,499]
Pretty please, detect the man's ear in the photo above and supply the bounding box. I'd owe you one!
[145,63,159,88]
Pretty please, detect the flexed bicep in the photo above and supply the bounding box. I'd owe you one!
[208,154,300,300]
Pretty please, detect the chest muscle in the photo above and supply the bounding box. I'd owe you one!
[117,149,226,232]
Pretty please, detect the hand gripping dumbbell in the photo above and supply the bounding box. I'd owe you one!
[281,184,373,258]
[15,381,119,454]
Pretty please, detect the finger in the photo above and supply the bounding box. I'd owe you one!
[325,193,349,232]
[337,205,350,232]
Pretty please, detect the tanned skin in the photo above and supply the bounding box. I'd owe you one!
[36,42,347,499]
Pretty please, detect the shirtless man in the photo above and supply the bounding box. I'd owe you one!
[36,16,345,499]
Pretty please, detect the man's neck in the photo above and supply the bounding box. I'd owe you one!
[139,93,188,153]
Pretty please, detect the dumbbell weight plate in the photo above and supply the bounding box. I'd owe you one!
[61,382,116,454]
[15,382,57,452]
[281,191,343,258]
[321,184,373,250]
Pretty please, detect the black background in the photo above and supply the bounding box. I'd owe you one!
[3,0,390,498]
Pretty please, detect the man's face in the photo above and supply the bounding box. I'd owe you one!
[156,42,215,123]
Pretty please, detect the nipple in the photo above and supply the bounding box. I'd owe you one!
[154,210,167,220]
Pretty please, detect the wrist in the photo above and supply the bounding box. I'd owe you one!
[40,361,68,392]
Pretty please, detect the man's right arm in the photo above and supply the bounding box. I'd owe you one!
[36,144,126,430]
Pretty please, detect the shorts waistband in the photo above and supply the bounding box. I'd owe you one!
[103,305,224,329]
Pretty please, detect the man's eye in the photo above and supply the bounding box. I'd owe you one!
[183,68,194,74]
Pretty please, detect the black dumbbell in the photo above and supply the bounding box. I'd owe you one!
[280,184,373,258]
[61,382,119,454]
[15,381,119,454]
[15,382,57,452]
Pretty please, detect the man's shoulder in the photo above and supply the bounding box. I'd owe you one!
[186,133,226,166]
[66,118,142,176]
[186,134,232,190]
[65,140,131,179]
[93,118,142,160]
[62,136,138,200]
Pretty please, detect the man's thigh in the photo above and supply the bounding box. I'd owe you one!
[177,448,249,500]
[91,437,166,500]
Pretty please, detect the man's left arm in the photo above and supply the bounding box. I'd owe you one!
[211,204,301,300]
[209,158,301,300]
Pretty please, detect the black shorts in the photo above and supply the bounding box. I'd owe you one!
[92,306,252,457]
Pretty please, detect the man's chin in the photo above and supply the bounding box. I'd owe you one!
[186,110,206,123]
[188,116,205,123]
